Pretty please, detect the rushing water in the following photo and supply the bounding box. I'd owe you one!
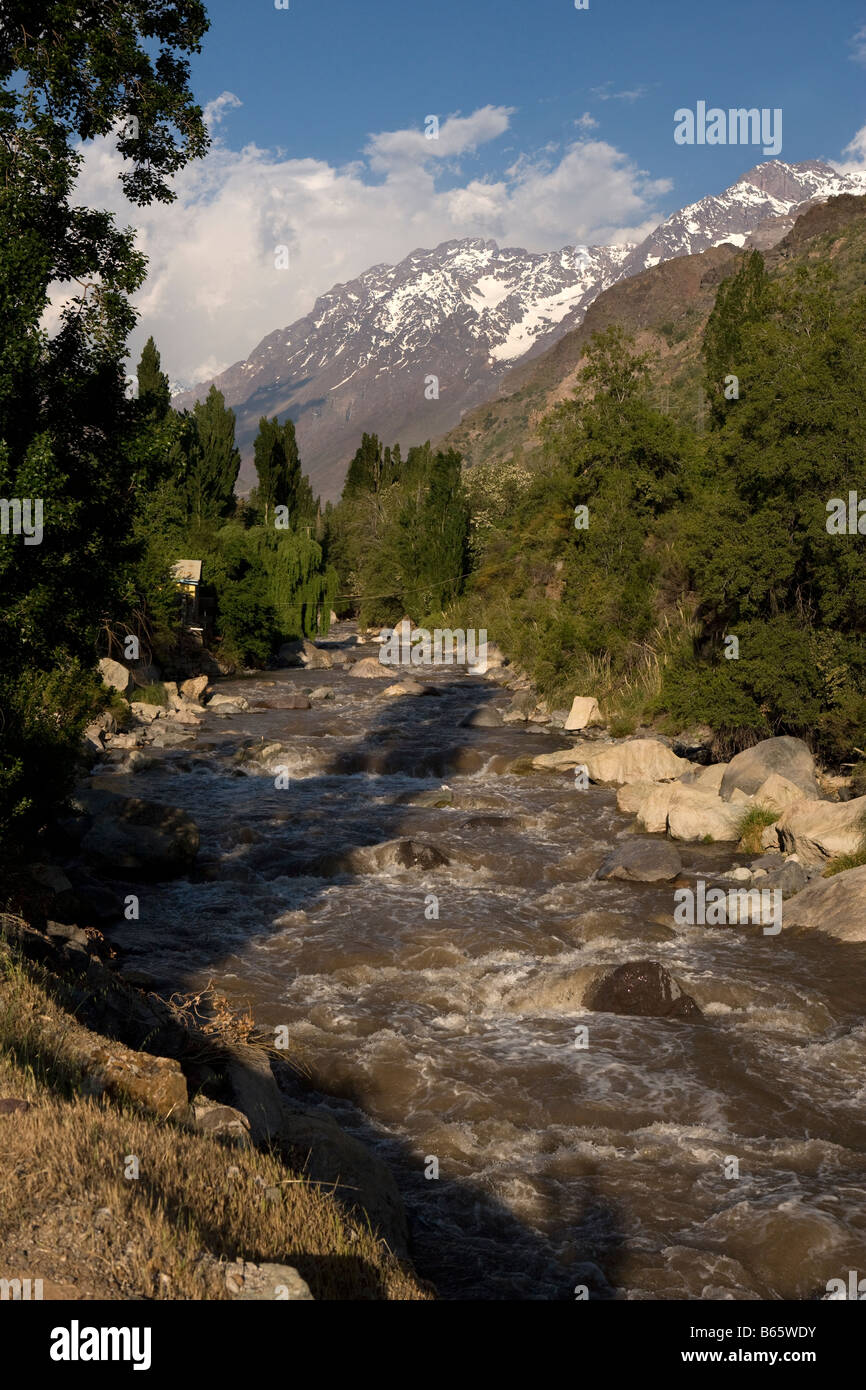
[100,628,866,1300]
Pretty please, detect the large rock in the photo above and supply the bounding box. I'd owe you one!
[616,783,655,816]
[81,795,200,879]
[596,840,683,883]
[382,679,427,697]
[279,1109,410,1256]
[208,693,250,710]
[782,865,866,941]
[752,772,807,815]
[98,657,132,696]
[180,675,209,704]
[565,697,603,731]
[129,701,161,724]
[635,785,678,833]
[584,961,702,1019]
[76,1038,188,1119]
[584,739,692,786]
[666,786,745,842]
[720,737,820,803]
[348,657,390,679]
[532,746,592,771]
[461,706,502,728]
[314,839,450,876]
[775,797,866,867]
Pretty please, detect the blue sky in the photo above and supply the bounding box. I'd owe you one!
[73,0,866,385]
[190,0,865,207]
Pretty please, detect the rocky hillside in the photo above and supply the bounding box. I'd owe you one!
[439,192,866,472]
[175,161,866,501]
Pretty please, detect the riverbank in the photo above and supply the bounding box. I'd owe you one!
[5,623,866,1300]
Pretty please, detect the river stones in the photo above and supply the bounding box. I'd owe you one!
[98,656,133,696]
[564,696,603,731]
[774,796,866,866]
[347,656,389,678]
[79,794,199,879]
[304,838,450,877]
[584,961,702,1019]
[584,739,692,786]
[666,786,745,842]
[720,736,820,802]
[596,840,683,883]
[671,724,715,764]
[781,864,866,940]
[382,678,428,697]
[281,692,311,709]
[461,706,502,727]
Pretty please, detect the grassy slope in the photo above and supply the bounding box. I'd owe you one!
[0,936,431,1301]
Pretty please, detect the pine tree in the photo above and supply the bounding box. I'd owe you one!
[136,336,171,419]
[189,386,241,523]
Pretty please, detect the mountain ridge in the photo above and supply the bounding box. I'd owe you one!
[174,159,866,500]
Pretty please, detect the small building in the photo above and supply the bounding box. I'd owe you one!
[171,559,202,626]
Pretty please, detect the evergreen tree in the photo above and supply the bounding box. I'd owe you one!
[136,336,172,420]
[188,385,241,523]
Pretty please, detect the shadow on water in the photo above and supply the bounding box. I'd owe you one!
[66,639,866,1298]
[64,647,636,1297]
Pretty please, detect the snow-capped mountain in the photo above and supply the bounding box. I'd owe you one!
[620,159,866,275]
[174,159,866,500]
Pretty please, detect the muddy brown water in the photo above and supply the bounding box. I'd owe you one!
[99,631,866,1300]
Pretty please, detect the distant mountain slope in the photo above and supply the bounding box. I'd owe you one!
[438,192,866,473]
[174,160,866,501]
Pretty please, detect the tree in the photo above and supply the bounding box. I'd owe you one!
[253,415,317,528]
[186,386,241,524]
[137,336,172,420]
[0,1,209,845]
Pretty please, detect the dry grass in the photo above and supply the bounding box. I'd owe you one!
[0,945,431,1301]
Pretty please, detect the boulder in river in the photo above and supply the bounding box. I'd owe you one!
[720,736,820,803]
[180,675,209,704]
[80,794,200,879]
[348,656,390,679]
[461,706,502,728]
[584,739,692,786]
[312,838,450,876]
[666,786,746,842]
[775,796,866,867]
[584,961,703,1019]
[782,864,866,941]
[382,679,427,697]
[596,840,683,883]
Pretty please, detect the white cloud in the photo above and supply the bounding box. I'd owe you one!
[203,91,243,130]
[834,124,866,172]
[574,112,599,130]
[65,97,671,386]
[849,24,866,64]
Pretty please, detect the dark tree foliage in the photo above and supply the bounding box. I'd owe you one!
[0,1,209,843]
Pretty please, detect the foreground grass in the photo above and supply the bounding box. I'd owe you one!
[0,945,430,1301]
[737,806,780,855]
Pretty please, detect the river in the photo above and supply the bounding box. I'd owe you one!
[101,627,866,1300]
